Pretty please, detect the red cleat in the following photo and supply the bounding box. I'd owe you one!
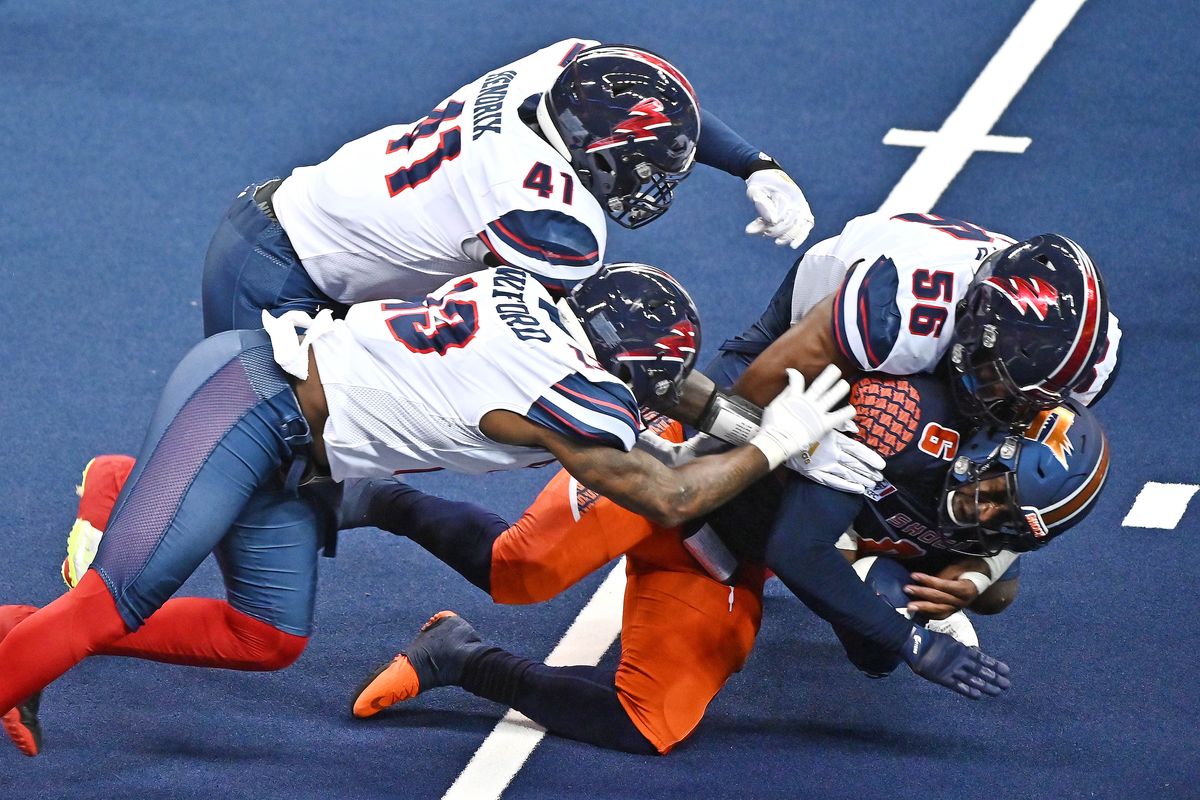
[0,605,41,756]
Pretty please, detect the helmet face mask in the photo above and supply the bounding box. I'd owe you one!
[937,403,1110,556]
[949,235,1108,427]
[939,443,1039,556]
[540,45,700,229]
[566,262,701,408]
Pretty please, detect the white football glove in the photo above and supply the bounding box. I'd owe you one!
[751,366,856,470]
[744,167,814,250]
[786,424,887,494]
[635,430,732,468]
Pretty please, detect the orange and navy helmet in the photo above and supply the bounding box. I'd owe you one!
[938,400,1110,555]
[537,45,700,229]
[950,234,1109,426]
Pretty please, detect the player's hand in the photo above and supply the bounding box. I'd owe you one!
[751,366,856,470]
[635,430,730,468]
[786,425,886,494]
[744,168,814,249]
[901,625,1010,699]
[905,571,981,620]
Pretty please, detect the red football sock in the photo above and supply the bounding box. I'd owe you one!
[99,597,307,671]
[0,571,128,715]
[0,605,38,639]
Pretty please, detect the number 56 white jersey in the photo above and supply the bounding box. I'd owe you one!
[273,38,607,304]
[794,213,1120,405]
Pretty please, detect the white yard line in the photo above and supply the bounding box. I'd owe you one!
[880,0,1087,214]
[1122,483,1199,529]
[443,2,1086,797]
[441,562,627,800]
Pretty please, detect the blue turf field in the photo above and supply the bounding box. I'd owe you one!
[2,1,1199,798]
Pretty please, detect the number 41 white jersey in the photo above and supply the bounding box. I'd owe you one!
[273,38,607,304]
[797,213,1120,404]
[305,266,640,481]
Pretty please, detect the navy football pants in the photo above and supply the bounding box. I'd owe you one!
[91,329,323,636]
[200,182,345,337]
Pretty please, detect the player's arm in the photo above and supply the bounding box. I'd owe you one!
[732,293,855,406]
[695,109,813,249]
[482,366,856,528]
[906,550,1020,618]
[663,295,848,428]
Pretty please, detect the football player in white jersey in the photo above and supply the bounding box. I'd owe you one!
[675,212,1121,454]
[200,39,815,336]
[0,263,855,757]
[69,38,817,559]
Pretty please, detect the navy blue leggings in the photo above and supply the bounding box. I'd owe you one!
[92,330,324,636]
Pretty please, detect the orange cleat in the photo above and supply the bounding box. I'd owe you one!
[351,611,482,719]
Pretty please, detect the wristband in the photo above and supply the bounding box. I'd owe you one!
[749,430,789,470]
[681,524,738,584]
[959,571,991,597]
[981,549,1019,581]
[743,152,784,178]
[697,389,763,446]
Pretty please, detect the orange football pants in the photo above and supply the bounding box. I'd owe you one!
[490,423,766,754]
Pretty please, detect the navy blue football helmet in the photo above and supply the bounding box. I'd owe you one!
[949,234,1110,426]
[566,262,701,408]
[538,45,701,229]
[938,400,1110,556]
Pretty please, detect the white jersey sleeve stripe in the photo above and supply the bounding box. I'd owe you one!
[525,372,640,451]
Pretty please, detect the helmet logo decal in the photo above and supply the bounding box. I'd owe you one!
[1024,407,1077,469]
[585,98,671,153]
[984,275,1060,320]
[1024,509,1050,539]
[618,319,698,364]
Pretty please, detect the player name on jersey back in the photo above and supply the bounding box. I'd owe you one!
[271,39,608,304]
[310,266,638,480]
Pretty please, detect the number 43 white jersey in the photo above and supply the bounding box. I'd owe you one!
[272,39,607,304]
[801,213,1120,404]
[306,267,640,481]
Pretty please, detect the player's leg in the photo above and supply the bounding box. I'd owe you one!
[0,606,40,755]
[0,329,310,722]
[349,450,671,605]
[61,454,136,588]
[352,611,658,755]
[67,181,345,540]
[344,469,656,605]
[201,180,346,336]
[98,486,320,669]
[353,537,765,755]
[612,546,766,754]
